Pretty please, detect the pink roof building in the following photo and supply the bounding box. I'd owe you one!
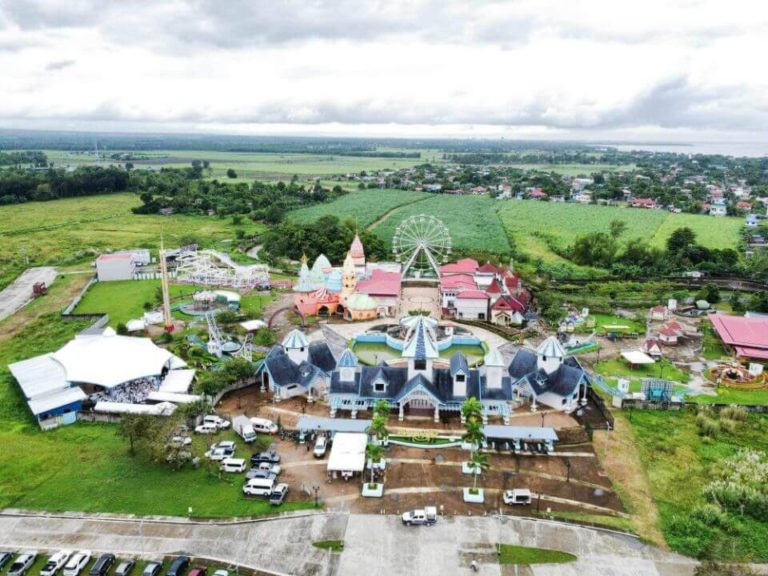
[355,270,402,297]
[440,258,479,275]
[440,274,477,291]
[710,315,768,360]
[456,290,489,300]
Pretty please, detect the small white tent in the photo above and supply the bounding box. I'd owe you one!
[326,433,367,474]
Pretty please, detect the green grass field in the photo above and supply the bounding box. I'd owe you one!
[594,358,690,383]
[496,544,577,565]
[627,410,768,560]
[288,189,432,227]
[505,163,634,176]
[0,193,260,290]
[372,194,512,253]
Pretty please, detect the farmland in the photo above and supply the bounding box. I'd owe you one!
[371,194,512,254]
[44,149,435,181]
[498,201,743,262]
[0,193,259,290]
[288,189,432,227]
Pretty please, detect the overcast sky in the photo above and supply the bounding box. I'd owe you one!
[0,0,767,141]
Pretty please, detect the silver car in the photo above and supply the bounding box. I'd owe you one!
[8,552,37,576]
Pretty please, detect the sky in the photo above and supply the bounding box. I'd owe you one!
[0,0,767,142]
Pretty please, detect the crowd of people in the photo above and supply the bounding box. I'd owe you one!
[90,377,158,404]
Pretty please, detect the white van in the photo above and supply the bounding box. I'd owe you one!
[503,489,532,505]
[220,458,246,473]
[243,477,275,496]
[250,417,278,434]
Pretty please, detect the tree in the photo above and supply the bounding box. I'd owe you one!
[365,443,384,485]
[609,219,627,240]
[570,232,616,268]
[467,450,490,492]
[116,322,128,335]
[461,396,483,425]
[119,414,157,455]
[698,283,721,304]
[694,561,757,576]
[667,227,697,255]
[226,168,237,179]
[369,400,390,444]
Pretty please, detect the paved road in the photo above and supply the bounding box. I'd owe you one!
[0,511,699,576]
[0,267,57,322]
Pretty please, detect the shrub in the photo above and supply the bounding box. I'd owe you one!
[666,515,717,558]
[696,413,720,438]
[720,406,748,422]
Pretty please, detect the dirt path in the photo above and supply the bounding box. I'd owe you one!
[593,414,667,547]
[366,196,432,230]
[0,267,58,323]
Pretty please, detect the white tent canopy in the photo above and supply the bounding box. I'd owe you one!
[147,391,202,404]
[159,369,196,393]
[326,432,367,473]
[240,319,268,332]
[94,401,177,415]
[52,333,174,388]
[621,351,656,365]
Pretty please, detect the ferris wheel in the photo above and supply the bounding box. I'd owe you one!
[392,214,452,277]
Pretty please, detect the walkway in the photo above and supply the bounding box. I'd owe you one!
[0,510,698,576]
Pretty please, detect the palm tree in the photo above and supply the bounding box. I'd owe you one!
[369,400,391,445]
[374,399,391,417]
[365,442,384,485]
[462,419,484,451]
[461,396,483,425]
[467,451,489,492]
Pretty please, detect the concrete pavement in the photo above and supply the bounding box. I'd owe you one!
[0,510,699,576]
[0,267,57,322]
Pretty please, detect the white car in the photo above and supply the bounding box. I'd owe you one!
[313,436,328,458]
[8,552,37,576]
[41,551,72,576]
[255,461,281,475]
[212,571,228,576]
[203,415,230,429]
[502,489,532,505]
[204,440,236,461]
[194,423,218,434]
[62,551,91,576]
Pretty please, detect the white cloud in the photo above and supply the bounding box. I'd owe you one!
[0,0,767,140]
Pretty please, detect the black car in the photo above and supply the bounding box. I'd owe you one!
[166,556,190,576]
[0,552,13,571]
[115,561,135,576]
[142,563,162,576]
[250,451,280,465]
[89,554,115,576]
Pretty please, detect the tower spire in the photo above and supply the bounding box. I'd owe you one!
[160,234,174,333]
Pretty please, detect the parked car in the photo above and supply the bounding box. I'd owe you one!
[40,551,72,576]
[187,567,207,576]
[249,417,278,434]
[8,551,36,576]
[313,436,328,459]
[250,450,280,465]
[166,556,190,576]
[255,461,281,475]
[243,477,275,497]
[211,570,228,576]
[89,554,115,576]
[142,563,162,576]
[205,440,236,461]
[203,415,230,430]
[171,435,192,447]
[401,506,437,526]
[194,423,218,434]
[0,551,13,571]
[269,483,289,505]
[220,457,247,473]
[245,468,276,481]
[114,560,135,576]
[502,489,532,506]
[62,551,91,576]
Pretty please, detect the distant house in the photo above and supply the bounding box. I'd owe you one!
[709,200,727,216]
[737,201,753,212]
[746,214,760,227]
[658,325,679,345]
[95,249,150,281]
[643,338,663,358]
[528,188,548,200]
[631,198,657,209]
[455,290,489,320]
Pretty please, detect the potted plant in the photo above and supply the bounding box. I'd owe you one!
[463,451,489,503]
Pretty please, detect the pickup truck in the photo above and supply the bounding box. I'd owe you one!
[401,506,437,526]
[233,415,257,443]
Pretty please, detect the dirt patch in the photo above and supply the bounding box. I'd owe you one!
[593,413,666,546]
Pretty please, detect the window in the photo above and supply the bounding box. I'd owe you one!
[414,359,426,370]
[374,381,386,393]
[300,347,305,352]
[561,398,567,405]
[456,373,466,382]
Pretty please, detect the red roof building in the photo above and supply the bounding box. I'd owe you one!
[440,258,479,275]
[631,198,657,208]
[356,270,402,297]
[456,290,489,300]
[710,315,768,360]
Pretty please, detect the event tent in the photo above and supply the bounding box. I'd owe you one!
[327,432,367,473]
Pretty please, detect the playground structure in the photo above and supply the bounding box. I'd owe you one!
[175,250,270,290]
[204,312,245,358]
[708,362,767,389]
[563,331,599,354]
[179,290,241,317]
[641,379,675,403]
[392,214,452,279]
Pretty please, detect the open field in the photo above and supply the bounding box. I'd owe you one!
[505,163,634,176]
[372,194,512,253]
[288,189,432,227]
[627,409,768,560]
[0,193,259,290]
[45,149,431,180]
